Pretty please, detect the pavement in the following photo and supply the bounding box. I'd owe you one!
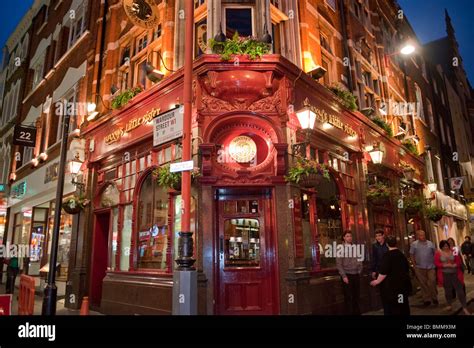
[2,272,473,316]
[364,272,474,316]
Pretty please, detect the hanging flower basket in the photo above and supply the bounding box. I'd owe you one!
[403,195,424,214]
[369,196,389,206]
[285,158,330,188]
[424,206,447,222]
[298,173,324,188]
[367,182,391,205]
[62,196,90,215]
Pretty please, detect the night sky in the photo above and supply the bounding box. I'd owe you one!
[0,0,472,82]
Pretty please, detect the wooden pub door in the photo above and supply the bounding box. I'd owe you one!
[215,188,278,315]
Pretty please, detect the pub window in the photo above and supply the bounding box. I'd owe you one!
[354,1,361,19]
[223,6,254,38]
[315,174,342,269]
[137,172,170,270]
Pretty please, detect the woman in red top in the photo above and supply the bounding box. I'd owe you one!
[434,240,471,315]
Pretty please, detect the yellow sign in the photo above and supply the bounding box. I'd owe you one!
[229,136,257,163]
[302,98,357,137]
[105,108,161,145]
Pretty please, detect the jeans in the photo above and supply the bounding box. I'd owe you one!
[443,272,467,308]
[342,273,360,315]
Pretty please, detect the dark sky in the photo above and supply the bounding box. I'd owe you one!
[397,0,473,83]
[0,0,472,82]
[0,0,34,64]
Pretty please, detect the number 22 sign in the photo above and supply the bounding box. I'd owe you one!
[13,125,37,147]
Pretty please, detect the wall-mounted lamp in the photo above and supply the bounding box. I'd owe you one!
[291,106,316,157]
[368,143,384,164]
[31,158,39,167]
[145,50,175,83]
[39,152,48,162]
[403,167,415,181]
[308,65,327,79]
[87,94,110,122]
[69,153,85,192]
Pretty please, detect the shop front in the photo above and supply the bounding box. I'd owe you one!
[79,55,427,315]
[82,70,190,314]
[431,192,469,247]
[6,158,77,284]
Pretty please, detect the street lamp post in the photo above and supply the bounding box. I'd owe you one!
[41,109,71,315]
[172,0,197,315]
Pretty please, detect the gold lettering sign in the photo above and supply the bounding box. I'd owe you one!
[105,107,161,145]
[302,98,357,137]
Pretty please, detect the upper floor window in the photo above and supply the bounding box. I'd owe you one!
[31,55,45,90]
[320,32,332,54]
[326,0,337,11]
[223,5,254,38]
[154,24,162,40]
[414,83,425,122]
[34,5,48,33]
[68,1,86,49]
[354,1,362,19]
[135,35,148,55]
[194,0,205,8]
[426,99,435,134]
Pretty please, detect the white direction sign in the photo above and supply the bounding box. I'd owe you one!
[170,161,194,173]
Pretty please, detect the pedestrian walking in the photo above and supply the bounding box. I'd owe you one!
[370,235,411,315]
[370,229,389,313]
[434,240,472,315]
[336,231,363,315]
[461,236,472,274]
[409,230,438,307]
[4,256,19,295]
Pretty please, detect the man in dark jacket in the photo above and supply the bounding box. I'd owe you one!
[371,229,389,314]
[371,229,389,279]
[370,235,412,315]
[461,236,472,274]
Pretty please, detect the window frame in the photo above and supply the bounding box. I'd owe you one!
[222,4,256,39]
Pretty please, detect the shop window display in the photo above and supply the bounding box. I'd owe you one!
[137,172,169,270]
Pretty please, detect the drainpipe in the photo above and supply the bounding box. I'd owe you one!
[96,0,108,100]
[339,0,354,92]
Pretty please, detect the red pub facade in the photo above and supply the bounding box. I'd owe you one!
[78,54,425,315]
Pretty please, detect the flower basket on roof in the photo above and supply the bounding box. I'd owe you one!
[367,182,391,205]
[209,32,271,61]
[328,84,358,111]
[285,158,330,188]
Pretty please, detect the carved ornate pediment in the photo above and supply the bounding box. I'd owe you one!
[197,70,291,115]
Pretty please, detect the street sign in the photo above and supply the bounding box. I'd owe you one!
[170,161,194,173]
[13,125,37,147]
[153,108,183,147]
